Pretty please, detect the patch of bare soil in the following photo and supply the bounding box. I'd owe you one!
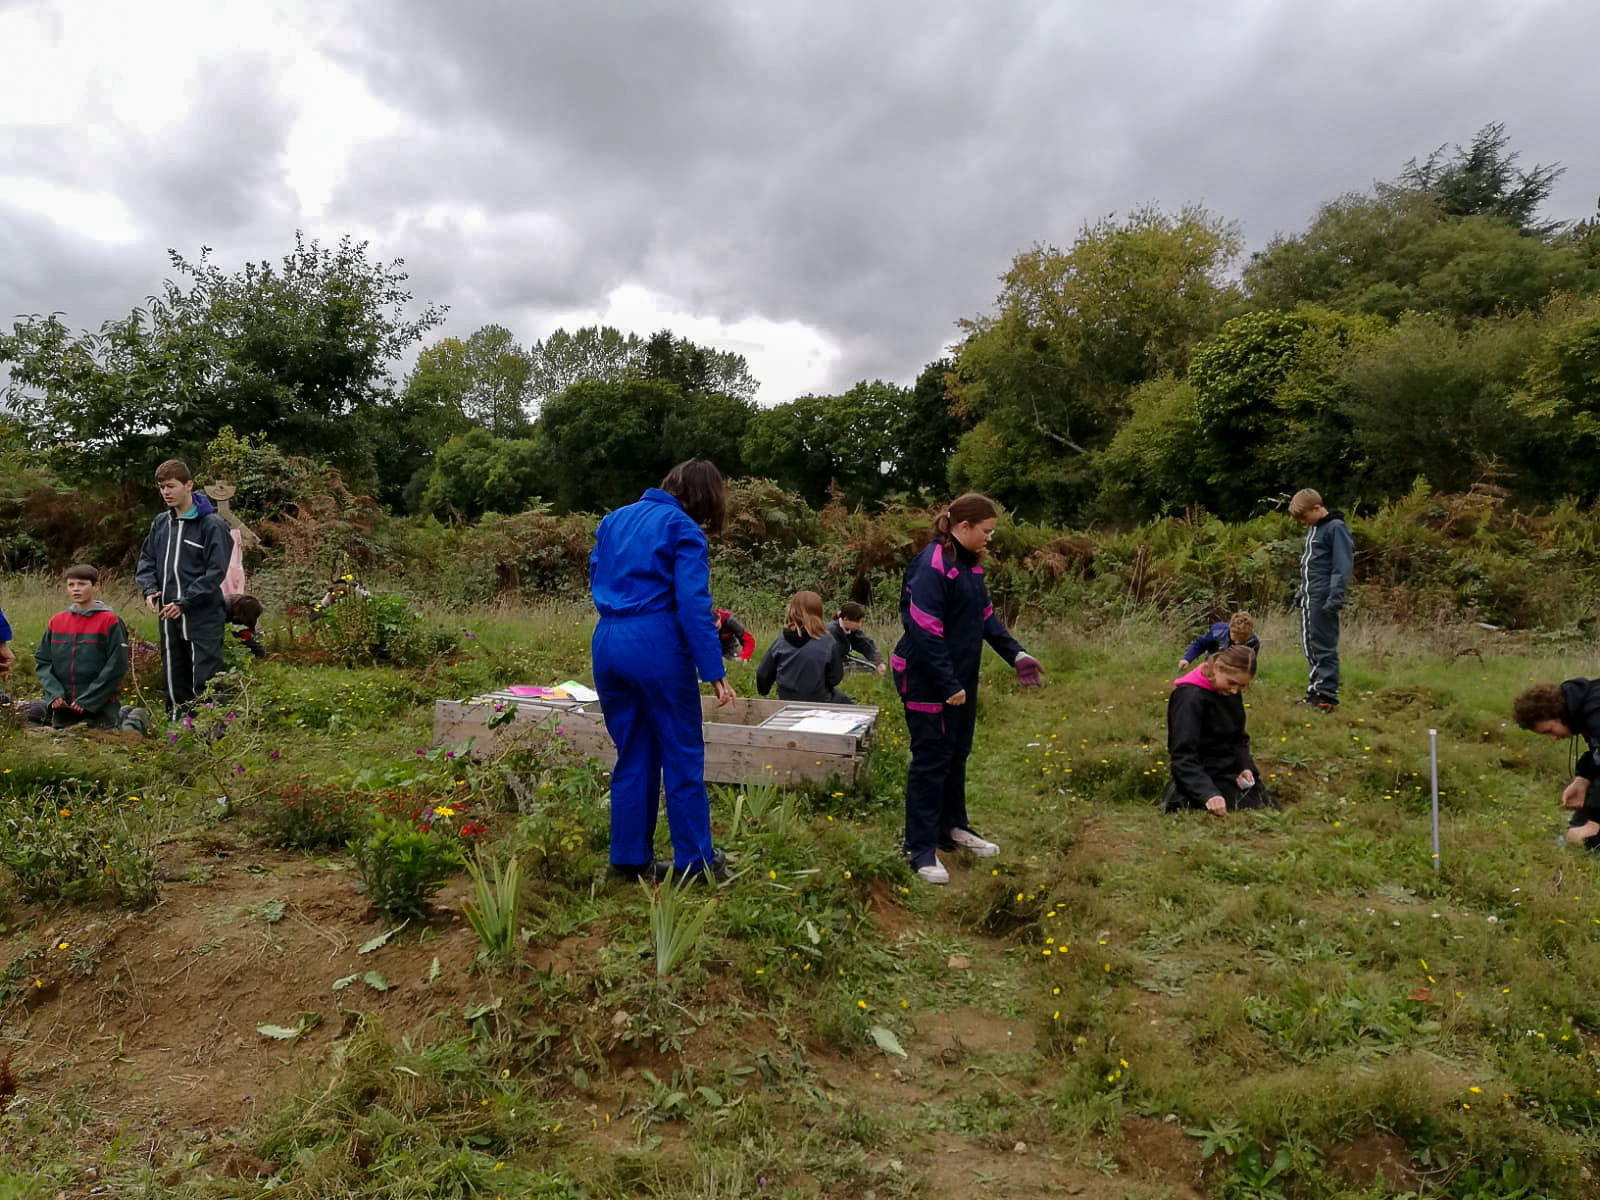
[866,877,915,940]
[917,1141,1142,1200]
[915,1005,1036,1062]
[1325,1130,1431,1192]
[1118,1116,1207,1198]
[1,837,488,1144]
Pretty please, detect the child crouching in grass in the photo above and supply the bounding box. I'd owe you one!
[1513,680,1600,849]
[756,591,851,704]
[1177,611,1258,672]
[1164,645,1272,816]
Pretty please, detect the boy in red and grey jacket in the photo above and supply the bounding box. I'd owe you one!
[34,564,129,730]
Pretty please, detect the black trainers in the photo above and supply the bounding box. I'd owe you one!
[606,860,672,884]
[1294,695,1337,712]
[674,850,728,886]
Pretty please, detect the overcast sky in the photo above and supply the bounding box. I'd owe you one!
[2,0,1596,406]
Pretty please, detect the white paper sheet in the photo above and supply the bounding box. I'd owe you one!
[791,716,865,735]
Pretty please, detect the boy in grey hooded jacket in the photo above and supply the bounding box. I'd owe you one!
[1290,488,1354,710]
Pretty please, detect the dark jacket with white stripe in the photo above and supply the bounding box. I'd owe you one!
[135,496,232,629]
[1298,510,1354,612]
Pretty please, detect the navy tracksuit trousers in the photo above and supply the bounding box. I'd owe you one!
[1300,601,1341,703]
[902,694,978,864]
[592,613,716,871]
[160,608,226,717]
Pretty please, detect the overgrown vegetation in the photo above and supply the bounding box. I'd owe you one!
[0,580,1598,1197]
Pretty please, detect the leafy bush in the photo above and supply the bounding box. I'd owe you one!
[0,792,158,907]
[258,784,364,852]
[308,593,457,667]
[350,814,463,921]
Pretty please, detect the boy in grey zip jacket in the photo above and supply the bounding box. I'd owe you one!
[1290,488,1354,709]
[135,459,232,718]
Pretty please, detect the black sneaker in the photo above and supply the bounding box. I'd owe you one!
[674,850,728,886]
[1294,696,1337,712]
[606,860,672,884]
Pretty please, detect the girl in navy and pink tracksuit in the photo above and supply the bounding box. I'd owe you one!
[891,494,1042,883]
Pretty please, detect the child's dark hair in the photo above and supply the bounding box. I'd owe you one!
[931,493,999,551]
[155,459,192,484]
[65,563,99,584]
[660,459,727,535]
[838,601,867,622]
[1512,684,1565,730]
[1209,645,1258,678]
[229,595,264,626]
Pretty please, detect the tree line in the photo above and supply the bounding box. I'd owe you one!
[5,123,1599,528]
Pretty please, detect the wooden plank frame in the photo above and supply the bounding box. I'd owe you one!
[432,691,880,788]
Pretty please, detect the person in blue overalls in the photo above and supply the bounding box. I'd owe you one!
[590,460,736,883]
[891,493,1043,885]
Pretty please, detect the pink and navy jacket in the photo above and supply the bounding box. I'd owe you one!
[1166,666,1253,804]
[891,538,1026,707]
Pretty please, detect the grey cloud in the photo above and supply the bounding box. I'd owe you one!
[6,0,1598,403]
[1,44,298,339]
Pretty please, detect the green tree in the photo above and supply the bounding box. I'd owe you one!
[895,358,972,497]
[381,338,475,510]
[1097,374,1206,519]
[459,324,535,436]
[1339,312,1549,501]
[419,428,546,521]
[1389,122,1566,237]
[1185,308,1385,517]
[640,329,758,404]
[740,395,836,503]
[538,377,752,513]
[527,325,644,415]
[1510,297,1600,498]
[0,233,445,488]
[742,382,912,506]
[953,205,1242,518]
[1245,196,1590,322]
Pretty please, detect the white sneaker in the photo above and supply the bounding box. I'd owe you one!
[916,857,950,884]
[948,827,1001,857]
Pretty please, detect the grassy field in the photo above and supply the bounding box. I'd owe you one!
[0,572,1597,1199]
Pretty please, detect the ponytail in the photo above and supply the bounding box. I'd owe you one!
[932,493,999,552]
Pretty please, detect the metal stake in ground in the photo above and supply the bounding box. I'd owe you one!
[1429,728,1441,871]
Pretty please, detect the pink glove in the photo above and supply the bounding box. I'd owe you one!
[1014,654,1042,687]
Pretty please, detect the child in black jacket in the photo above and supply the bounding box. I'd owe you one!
[1513,679,1600,848]
[1164,645,1273,815]
[757,591,850,703]
[828,601,886,675]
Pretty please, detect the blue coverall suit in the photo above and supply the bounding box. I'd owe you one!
[890,539,1028,867]
[589,488,725,873]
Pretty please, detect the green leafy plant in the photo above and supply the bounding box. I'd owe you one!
[463,851,523,964]
[1220,1142,1292,1200]
[646,875,716,977]
[309,591,457,667]
[258,783,363,851]
[0,791,158,908]
[349,814,463,921]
